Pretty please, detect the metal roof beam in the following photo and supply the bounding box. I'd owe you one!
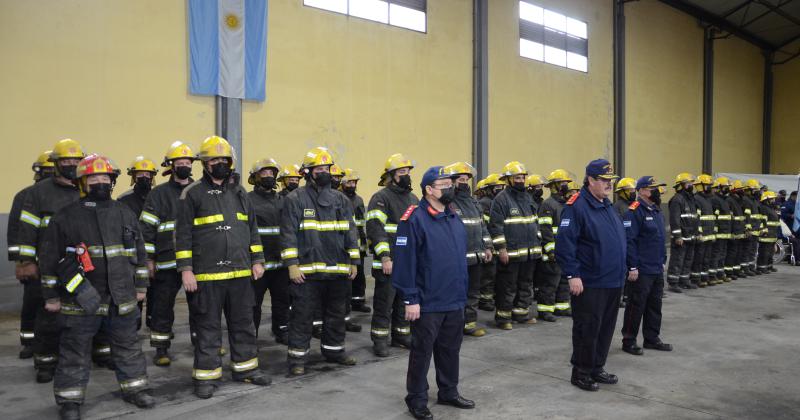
[659,0,775,50]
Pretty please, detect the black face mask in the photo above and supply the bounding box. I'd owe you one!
[88,183,112,201]
[343,186,357,196]
[559,184,569,196]
[650,189,662,206]
[209,162,231,180]
[174,166,192,180]
[396,174,412,189]
[331,178,341,190]
[685,185,694,194]
[456,183,471,195]
[438,187,455,205]
[285,182,299,192]
[492,187,504,197]
[59,164,78,180]
[511,182,526,192]
[531,188,544,199]
[313,172,331,188]
[134,177,152,195]
[259,176,276,190]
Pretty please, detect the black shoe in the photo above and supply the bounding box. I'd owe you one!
[688,283,699,289]
[373,340,390,357]
[570,375,599,391]
[643,341,673,351]
[19,345,33,359]
[408,406,433,420]
[769,267,777,273]
[36,368,54,383]
[698,281,707,288]
[59,402,81,420]
[345,321,362,333]
[679,284,692,290]
[622,344,644,355]
[351,302,372,313]
[194,382,216,399]
[554,309,572,317]
[326,355,357,366]
[123,391,156,408]
[591,370,619,384]
[153,348,171,367]
[538,312,557,322]
[478,301,495,312]
[274,331,289,346]
[312,325,322,339]
[391,336,411,349]
[668,285,683,293]
[437,395,475,409]
[238,372,272,386]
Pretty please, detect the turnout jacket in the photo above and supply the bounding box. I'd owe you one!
[450,189,492,266]
[7,183,35,260]
[694,192,717,242]
[365,183,419,269]
[279,183,360,278]
[16,177,80,262]
[623,199,667,275]
[248,187,283,270]
[742,195,762,237]
[613,198,633,218]
[139,178,191,271]
[39,198,148,315]
[118,188,147,219]
[668,190,699,242]
[711,193,732,240]
[538,193,567,261]
[759,202,781,242]
[344,191,368,255]
[488,187,541,262]
[727,194,747,239]
[175,174,264,280]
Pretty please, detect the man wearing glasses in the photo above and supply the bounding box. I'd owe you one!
[393,166,475,420]
[555,159,627,392]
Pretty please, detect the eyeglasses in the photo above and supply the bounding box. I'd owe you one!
[431,181,453,189]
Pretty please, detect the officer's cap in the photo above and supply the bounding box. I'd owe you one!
[585,159,619,180]
[636,176,666,190]
[420,166,449,191]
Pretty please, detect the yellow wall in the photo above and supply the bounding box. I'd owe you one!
[488,0,614,181]
[0,0,215,205]
[626,0,703,191]
[242,0,472,200]
[772,40,800,175]
[712,36,763,174]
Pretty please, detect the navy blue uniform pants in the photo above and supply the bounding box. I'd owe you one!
[406,309,464,410]
[621,274,664,346]
[571,287,622,376]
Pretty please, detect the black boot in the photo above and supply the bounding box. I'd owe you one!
[238,372,272,386]
[123,391,156,408]
[59,402,81,420]
[194,382,216,399]
[345,321,362,332]
[478,301,495,312]
[351,301,372,313]
[153,348,171,367]
[373,340,390,357]
[538,312,557,322]
[391,335,411,349]
[36,367,54,383]
[19,345,33,359]
[312,324,322,339]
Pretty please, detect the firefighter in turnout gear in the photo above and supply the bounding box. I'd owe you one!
[726,180,747,279]
[341,168,371,313]
[367,153,419,357]
[666,173,699,292]
[40,154,155,420]
[141,141,196,366]
[710,178,733,283]
[527,174,545,207]
[614,177,636,217]
[535,169,573,322]
[477,173,504,312]
[280,147,360,376]
[278,164,302,197]
[8,150,55,359]
[488,161,541,329]
[757,191,780,273]
[692,175,718,287]
[443,162,492,337]
[247,158,290,344]
[17,139,85,383]
[742,179,763,276]
[175,136,271,399]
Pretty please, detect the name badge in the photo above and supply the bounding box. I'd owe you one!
[560,219,570,227]
[623,221,632,227]
[396,236,408,246]
[645,216,654,221]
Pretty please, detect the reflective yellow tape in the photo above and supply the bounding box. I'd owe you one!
[193,367,222,380]
[65,273,83,293]
[250,244,263,253]
[175,250,192,259]
[281,248,298,259]
[236,212,248,221]
[195,269,252,281]
[194,214,224,225]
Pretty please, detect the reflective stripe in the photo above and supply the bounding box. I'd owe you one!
[150,332,171,341]
[156,260,177,270]
[538,216,553,225]
[42,275,58,288]
[19,244,38,256]
[231,357,258,372]
[759,238,777,243]
[136,267,149,278]
[281,248,298,259]
[543,242,555,252]
[372,260,383,269]
[492,236,506,244]
[699,215,716,221]
[321,344,344,351]
[119,377,148,391]
[716,214,732,220]
[461,218,482,225]
[537,304,555,312]
[496,310,512,318]
[157,221,175,232]
[288,348,310,357]
[366,209,388,224]
[144,243,156,253]
[20,210,41,227]
[250,244,263,253]
[374,242,390,255]
[298,263,351,274]
[93,345,111,354]
[512,307,529,314]
[348,249,360,259]
[504,215,537,224]
[671,229,682,234]
[299,220,350,231]
[20,331,35,339]
[194,214,224,225]
[258,226,280,235]
[61,303,109,316]
[65,273,83,293]
[766,221,781,226]
[140,211,160,225]
[554,302,571,310]
[680,213,697,219]
[384,223,398,233]
[55,388,84,399]
[196,269,252,281]
[354,218,365,227]
[41,216,51,228]
[193,367,222,380]
[176,250,192,259]
[394,327,411,334]
[7,245,20,254]
[236,212,248,221]
[264,261,283,270]
[734,216,746,221]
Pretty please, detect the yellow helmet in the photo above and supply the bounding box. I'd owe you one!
[713,176,730,188]
[379,153,414,186]
[525,174,544,187]
[49,139,86,162]
[500,161,527,180]
[329,164,345,177]
[301,146,335,172]
[33,150,55,171]
[197,136,233,162]
[745,179,760,190]
[614,177,636,192]
[247,158,281,185]
[546,169,572,185]
[476,178,487,190]
[760,190,777,202]
[567,181,580,192]
[443,162,476,178]
[731,179,745,191]
[126,156,157,185]
[485,173,504,186]
[674,172,695,187]
[277,164,302,184]
[162,141,195,167]
[695,174,714,185]
[342,168,360,183]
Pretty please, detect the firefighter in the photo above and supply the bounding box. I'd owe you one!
[527,173,545,208]
[330,163,344,190]
[535,169,573,322]
[7,150,54,359]
[39,154,154,419]
[175,136,271,399]
[443,162,492,337]
[280,146,360,376]
[341,168,371,313]
[726,180,748,279]
[666,173,699,292]
[118,157,158,217]
[140,141,196,366]
[488,161,541,329]
[16,139,85,383]
[693,174,718,287]
[757,191,780,273]
[247,158,290,344]
[743,179,763,276]
[710,177,732,284]
[367,154,419,356]
[477,173,503,312]
[278,164,302,197]
[614,177,636,217]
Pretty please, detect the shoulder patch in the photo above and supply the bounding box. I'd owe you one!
[629,201,640,211]
[400,205,418,221]
[566,192,580,206]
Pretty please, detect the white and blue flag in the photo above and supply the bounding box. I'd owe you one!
[189,0,268,101]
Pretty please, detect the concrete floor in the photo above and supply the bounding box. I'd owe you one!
[1,266,799,420]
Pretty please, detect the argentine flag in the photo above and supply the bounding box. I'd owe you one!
[189,0,268,101]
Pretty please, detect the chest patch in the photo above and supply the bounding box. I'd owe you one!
[560,218,570,227]
[623,220,632,228]
[303,208,316,218]
[645,216,654,221]
[510,208,520,216]
[396,236,408,246]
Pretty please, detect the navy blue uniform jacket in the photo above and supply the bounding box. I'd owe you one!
[623,198,667,275]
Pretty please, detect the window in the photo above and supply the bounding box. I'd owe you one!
[519,1,588,73]
[304,0,427,33]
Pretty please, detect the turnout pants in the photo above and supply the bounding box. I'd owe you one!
[464,264,482,332]
[19,280,40,346]
[370,270,409,343]
[621,274,664,346]
[351,256,367,307]
[405,309,464,410]
[746,237,759,271]
[287,277,349,367]
[54,306,149,405]
[149,269,195,349]
[757,240,776,272]
[478,260,496,308]
[713,238,729,280]
[188,277,259,383]
[725,238,742,276]
[736,238,751,274]
[691,240,713,284]
[32,277,62,372]
[571,287,622,376]
[534,261,560,314]
[667,240,695,287]
[494,259,536,323]
[252,267,290,338]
